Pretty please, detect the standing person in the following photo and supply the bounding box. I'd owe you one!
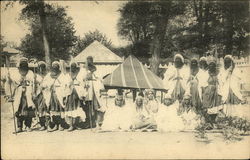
[34,61,49,131]
[202,57,222,129]
[5,58,35,132]
[164,54,188,102]
[83,56,105,129]
[42,61,70,132]
[83,56,96,128]
[64,62,86,132]
[197,56,209,100]
[219,55,245,117]
[185,58,203,114]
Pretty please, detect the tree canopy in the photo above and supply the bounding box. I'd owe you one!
[117,0,250,61]
[18,3,77,61]
[118,1,186,73]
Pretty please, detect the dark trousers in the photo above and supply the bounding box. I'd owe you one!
[205,114,217,125]
[39,116,50,127]
[96,111,105,127]
[16,115,32,128]
[49,115,66,128]
[83,101,96,128]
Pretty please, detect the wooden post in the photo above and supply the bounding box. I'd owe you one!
[132,89,137,102]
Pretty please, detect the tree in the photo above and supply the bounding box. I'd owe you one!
[18,3,77,61]
[19,0,52,65]
[118,2,153,58]
[217,0,249,57]
[176,0,250,58]
[0,36,8,52]
[118,1,186,74]
[72,29,113,56]
[0,36,8,67]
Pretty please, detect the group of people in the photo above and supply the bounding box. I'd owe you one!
[162,54,246,130]
[2,53,246,133]
[3,56,106,132]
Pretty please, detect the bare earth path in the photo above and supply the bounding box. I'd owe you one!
[1,97,250,159]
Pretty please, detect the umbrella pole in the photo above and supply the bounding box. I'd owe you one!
[132,89,136,102]
[5,56,17,135]
[161,91,163,104]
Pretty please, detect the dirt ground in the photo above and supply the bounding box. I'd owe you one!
[1,96,250,159]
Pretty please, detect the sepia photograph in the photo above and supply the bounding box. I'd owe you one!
[1,0,250,159]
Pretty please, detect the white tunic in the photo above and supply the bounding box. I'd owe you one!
[219,68,243,103]
[163,65,189,96]
[41,73,70,108]
[4,70,35,112]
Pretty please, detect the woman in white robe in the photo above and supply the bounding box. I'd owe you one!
[202,57,223,129]
[219,55,245,117]
[164,54,188,102]
[186,58,203,114]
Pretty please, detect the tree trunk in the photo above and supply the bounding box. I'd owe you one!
[150,19,166,75]
[150,36,161,75]
[38,0,51,68]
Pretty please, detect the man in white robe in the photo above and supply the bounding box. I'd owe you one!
[33,61,49,131]
[42,61,70,132]
[5,58,35,132]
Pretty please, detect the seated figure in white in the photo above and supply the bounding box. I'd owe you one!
[131,95,155,130]
[102,92,133,131]
[156,95,185,132]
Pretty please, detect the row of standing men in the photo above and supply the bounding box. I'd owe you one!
[4,56,106,132]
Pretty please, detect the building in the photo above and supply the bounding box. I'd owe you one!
[0,47,20,67]
[74,40,123,78]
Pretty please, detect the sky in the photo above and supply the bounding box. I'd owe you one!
[1,1,129,47]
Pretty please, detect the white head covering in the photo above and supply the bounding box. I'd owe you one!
[17,57,28,68]
[52,61,60,67]
[224,54,234,62]
[174,54,184,63]
[38,61,46,67]
[199,56,207,62]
